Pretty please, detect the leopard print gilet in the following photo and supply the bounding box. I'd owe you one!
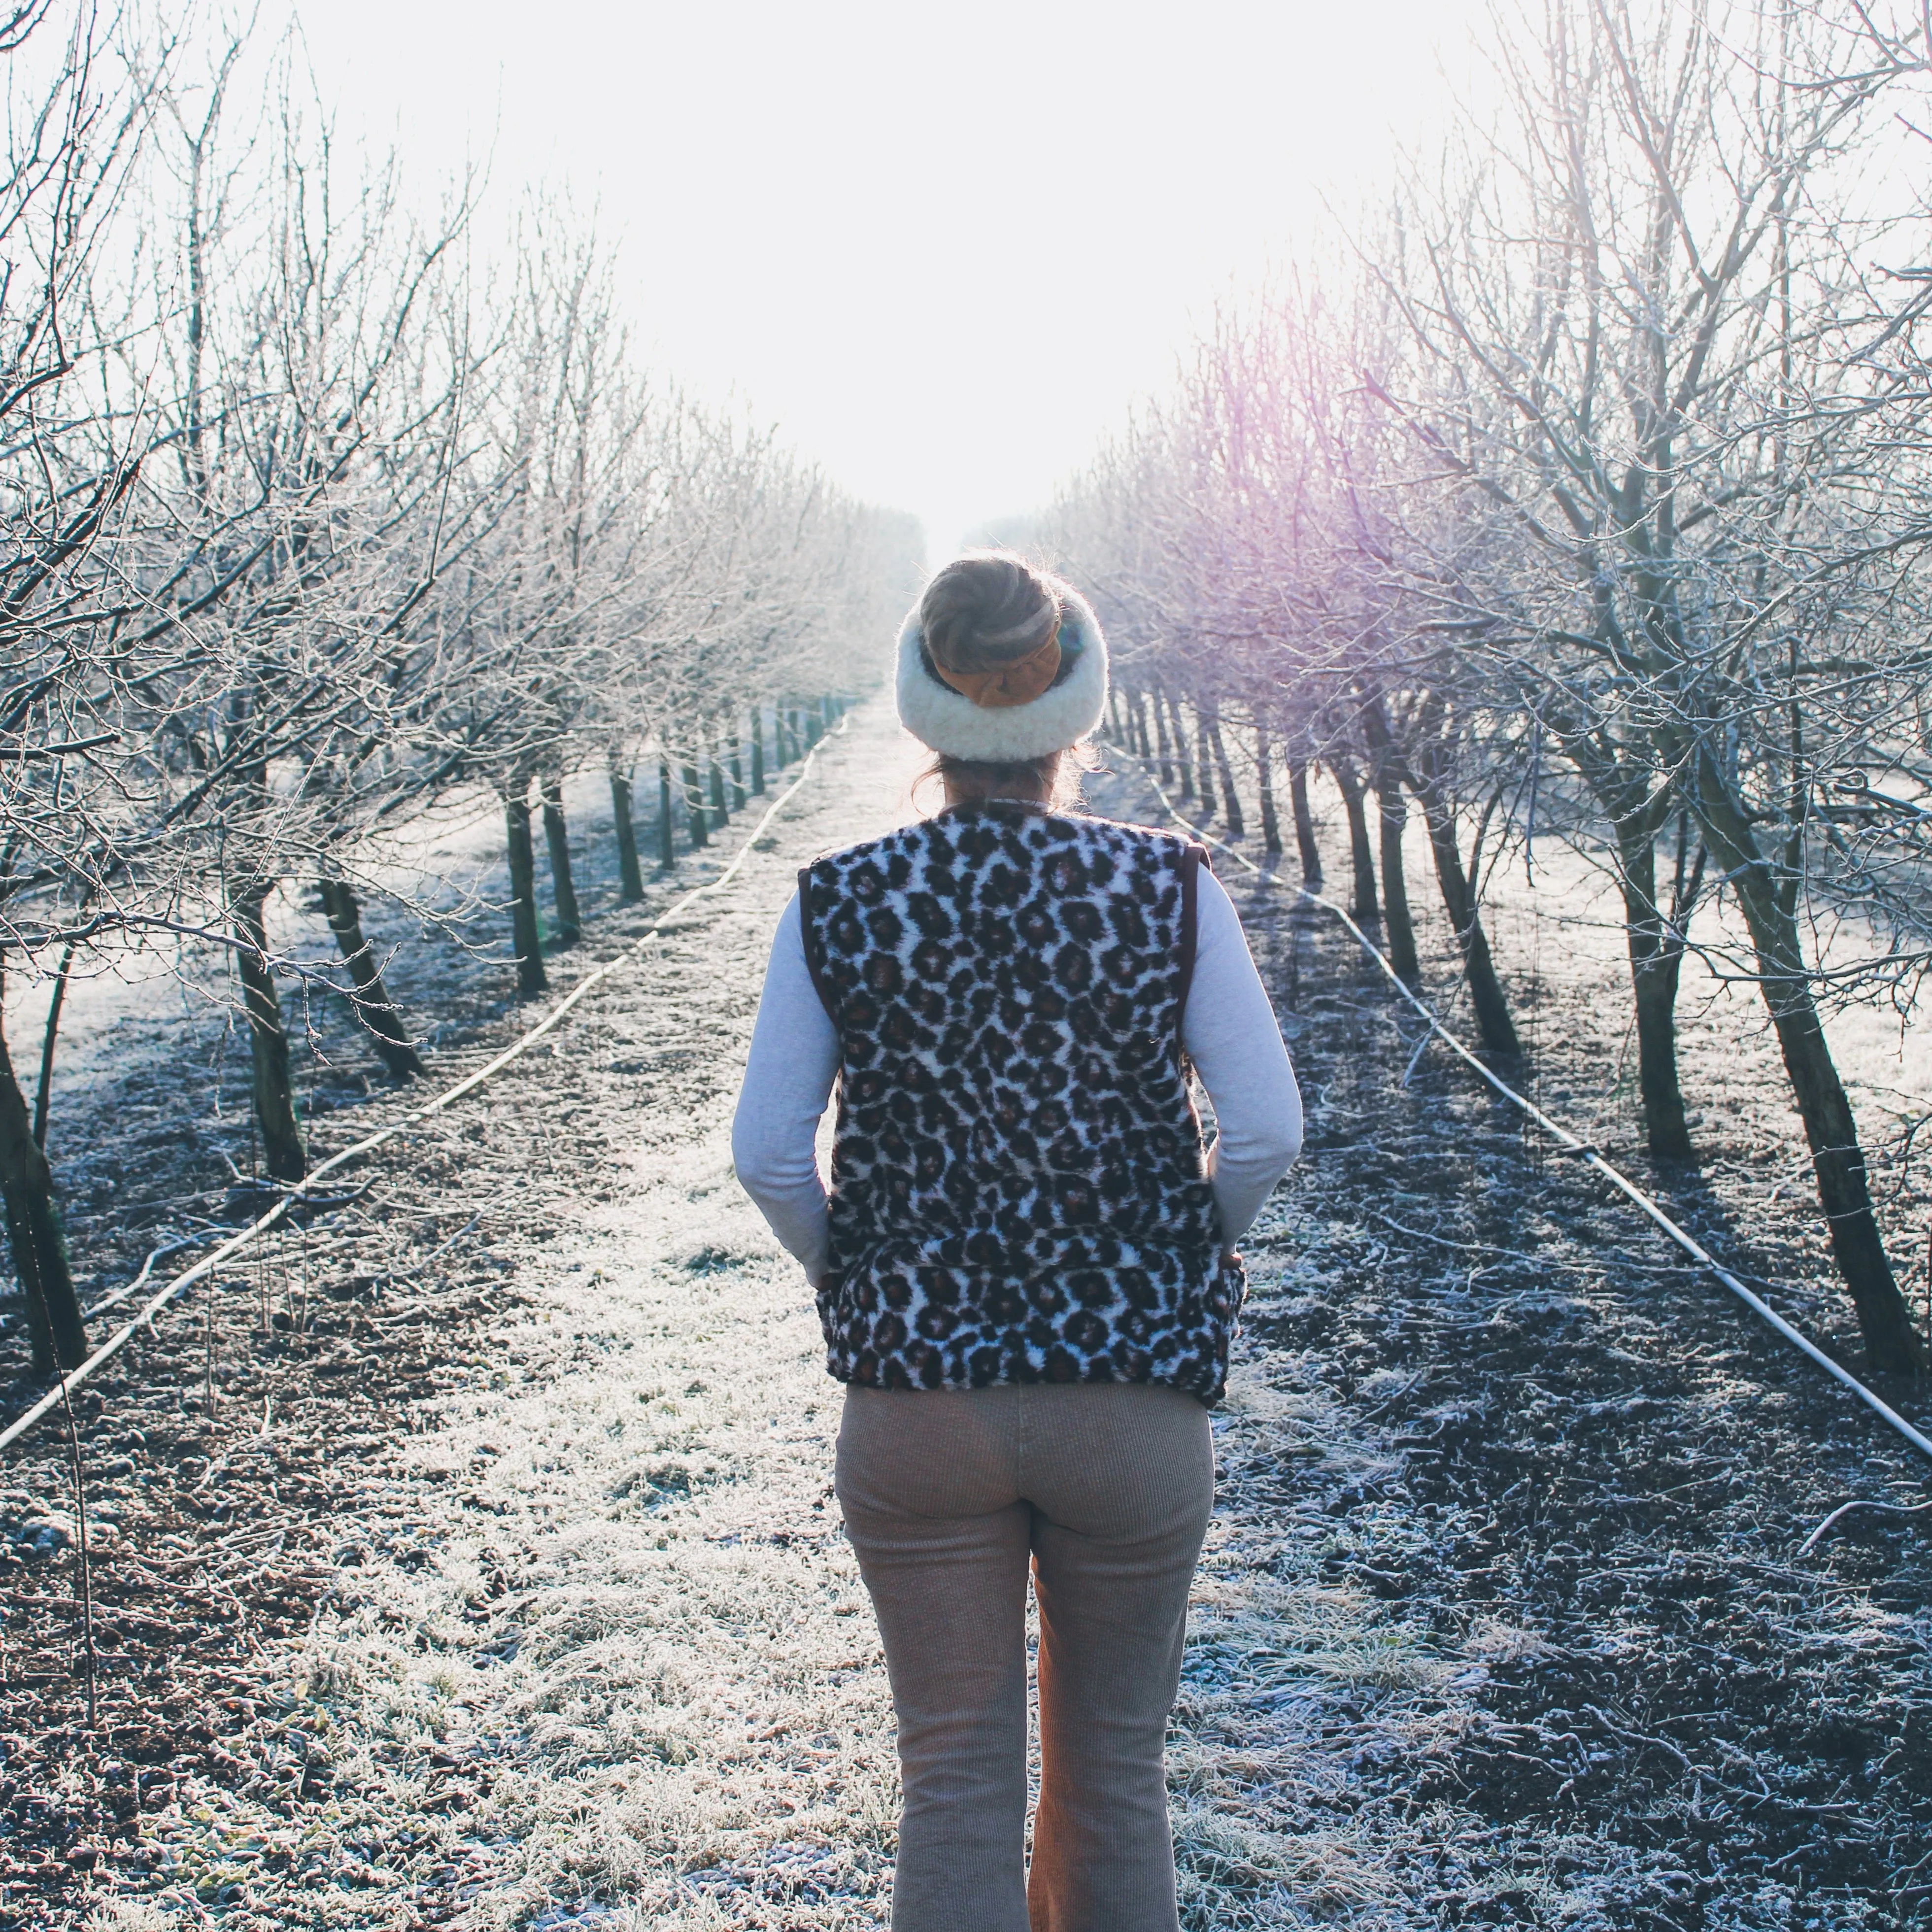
[798,802,1242,1404]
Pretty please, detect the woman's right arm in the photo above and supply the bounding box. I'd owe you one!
[731,890,840,1284]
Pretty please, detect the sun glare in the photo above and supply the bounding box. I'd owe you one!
[295,0,1486,553]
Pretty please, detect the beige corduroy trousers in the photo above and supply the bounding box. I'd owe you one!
[835,1381,1215,1932]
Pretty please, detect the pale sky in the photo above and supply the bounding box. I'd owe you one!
[296,0,1487,556]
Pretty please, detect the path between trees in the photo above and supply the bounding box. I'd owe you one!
[2,697,1928,1931]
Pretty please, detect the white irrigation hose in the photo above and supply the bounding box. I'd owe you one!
[0,721,849,1456]
[1797,1497,1932,1555]
[1132,760,1932,1468]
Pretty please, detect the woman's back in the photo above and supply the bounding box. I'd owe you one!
[800,801,1233,1396]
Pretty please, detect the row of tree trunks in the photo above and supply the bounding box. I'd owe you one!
[1358,705,1922,1374]
[673,697,830,854]
[1128,695,1918,1377]
[6,700,817,1367]
[182,704,829,1271]
[1150,698,1492,1038]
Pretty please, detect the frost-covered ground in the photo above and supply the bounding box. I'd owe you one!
[3,697,1929,1930]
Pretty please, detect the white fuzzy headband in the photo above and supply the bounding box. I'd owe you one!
[895,587,1110,762]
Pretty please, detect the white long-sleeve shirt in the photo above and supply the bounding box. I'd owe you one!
[731,866,1302,1283]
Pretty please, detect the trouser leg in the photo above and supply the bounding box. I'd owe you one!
[836,1387,1032,1932]
[1022,1386,1215,1932]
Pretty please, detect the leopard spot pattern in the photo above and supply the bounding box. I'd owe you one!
[800,802,1241,1404]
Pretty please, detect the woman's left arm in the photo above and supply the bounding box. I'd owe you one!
[1183,868,1304,1249]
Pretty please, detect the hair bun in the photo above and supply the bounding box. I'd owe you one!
[920,552,1062,680]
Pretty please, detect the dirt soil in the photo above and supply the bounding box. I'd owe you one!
[0,699,1927,1931]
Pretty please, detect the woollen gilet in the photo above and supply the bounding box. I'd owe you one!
[798,802,1242,1402]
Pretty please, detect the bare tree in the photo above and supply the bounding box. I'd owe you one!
[1364,0,1932,1368]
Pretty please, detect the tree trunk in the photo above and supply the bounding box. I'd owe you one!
[1130,691,1151,760]
[540,780,581,946]
[1193,708,1216,819]
[234,888,307,1179]
[1152,690,1175,788]
[682,759,709,849]
[728,728,746,811]
[1555,730,1703,1162]
[1412,786,1521,1057]
[1333,760,1379,919]
[1751,948,1925,1373]
[1254,724,1283,856]
[504,788,548,996]
[319,876,425,1079]
[1693,785,1926,1370]
[657,758,676,869]
[805,702,822,749]
[1208,714,1244,836]
[710,746,730,825]
[1288,761,1322,886]
[610,767,645,902]
[1617,835,1693,1161]
[0,983,86,1374]
[1375,769,1421,983]
[749,712,766,795]
[34,937,76,1150]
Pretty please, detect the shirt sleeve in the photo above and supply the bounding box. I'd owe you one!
[1183,865,1303,1245]
[731,890,840,1284]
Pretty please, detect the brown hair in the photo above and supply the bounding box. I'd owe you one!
[914,551,1087,811]
[918,749,1086,812]
[919,550,1062,678]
